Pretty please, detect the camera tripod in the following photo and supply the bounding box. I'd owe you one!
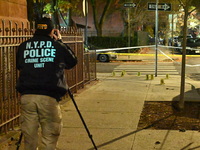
[16,89,98,150]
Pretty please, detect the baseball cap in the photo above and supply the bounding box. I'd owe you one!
[35,17,54,35]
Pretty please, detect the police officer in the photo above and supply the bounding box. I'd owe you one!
[16,17,77,150]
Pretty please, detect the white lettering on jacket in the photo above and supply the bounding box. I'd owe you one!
[23,41,56,68]
[26,41,52,49]
[24,49,56,58]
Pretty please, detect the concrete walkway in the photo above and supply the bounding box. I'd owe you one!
[57,71,200,150]
[2,66,200,150]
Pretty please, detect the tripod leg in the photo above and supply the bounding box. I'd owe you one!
[68,89,98,150]
[16,133,23,150]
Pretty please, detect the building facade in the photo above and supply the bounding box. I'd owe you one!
[0,0,27,26]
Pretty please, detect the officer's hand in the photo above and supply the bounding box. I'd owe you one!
[53,29,62,40]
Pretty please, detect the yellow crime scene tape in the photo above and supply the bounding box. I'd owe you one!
[95,45,200,67]
[94,45,200,60]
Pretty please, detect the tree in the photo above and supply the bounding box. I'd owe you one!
[175,7,200,37]
[44,0,80,27]
[90,0,116,36]
[187,10,200,37]
[124,0,152,34]
[117,0,180,38]
[90,0,156,37]
[26,0,49,22]
[177,0,200,109]
[26,0,80,27]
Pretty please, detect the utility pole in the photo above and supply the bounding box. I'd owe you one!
[128,7,131,47]
[148,2,171,77]
[83,0,88,46]
[155,0,159,77]
[171,14,174,53]
[124,2,136,49]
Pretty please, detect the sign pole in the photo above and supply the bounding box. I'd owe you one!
[128,7,131,47]
[155,0,159,77]
[85,0,88,46]
[83,0,88,46]
[123,3,136,48]
[147,2,171,76]
[148,3,171,11]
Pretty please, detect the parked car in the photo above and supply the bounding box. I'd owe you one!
[85,44,117,62]
[168,36,178,46]
[178,38,200,54]
[148,35,164,45]
[96,51,117,62]
[174,35,193,47]
[185,38,200,54]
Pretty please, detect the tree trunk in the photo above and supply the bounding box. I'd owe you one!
[97,27,102,36]
[90,0,113,37]
[179,6,189,110]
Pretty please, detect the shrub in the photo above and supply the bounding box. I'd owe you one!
[88,36,138,49]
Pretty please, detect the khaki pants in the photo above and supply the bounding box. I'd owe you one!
[20,95,62,150]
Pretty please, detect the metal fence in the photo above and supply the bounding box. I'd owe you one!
[0,20,96,135]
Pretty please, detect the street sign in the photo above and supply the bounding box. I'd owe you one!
[148,3,171,11]
[124,3,136,8]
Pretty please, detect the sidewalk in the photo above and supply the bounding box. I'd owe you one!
[57,72,200,150]
[2,72,200,150]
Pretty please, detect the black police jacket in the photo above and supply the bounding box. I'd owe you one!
[16,34,77,100]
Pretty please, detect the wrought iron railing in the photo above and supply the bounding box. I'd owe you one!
[0,20,96,135]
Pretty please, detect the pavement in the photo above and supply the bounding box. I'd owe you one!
[2,61,200,150]
[58,69,200,150]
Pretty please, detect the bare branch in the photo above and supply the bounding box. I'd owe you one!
[189,8,197,15]
[178,0,185,8]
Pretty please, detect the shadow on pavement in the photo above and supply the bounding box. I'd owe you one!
[88,114,174,150]
[89,86,200,150]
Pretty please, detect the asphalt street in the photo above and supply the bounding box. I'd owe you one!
[97,46,200,81]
